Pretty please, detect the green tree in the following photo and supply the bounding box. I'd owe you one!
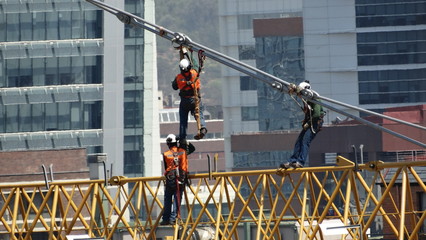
[155,0,222,113]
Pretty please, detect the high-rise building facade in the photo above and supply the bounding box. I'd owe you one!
[0,0,160,177]
[304,0,426,120]
[218,0,303,170]
[219,0,426,170]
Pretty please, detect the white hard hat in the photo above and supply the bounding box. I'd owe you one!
[297,80,311,93]
[166,134,177,144]
[179,59,191,72]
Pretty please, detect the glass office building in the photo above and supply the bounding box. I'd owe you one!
[355,0,426,106]
[220,0,426,169]
[0,0,160,177]
[304,0,426,120]
[218,0,303,169]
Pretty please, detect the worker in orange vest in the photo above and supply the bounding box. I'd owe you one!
[172,58,207,141]
[160,134,195,225]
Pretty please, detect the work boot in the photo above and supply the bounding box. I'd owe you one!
[279,162,291,169]
[290,161,304,169]
[194,127,208,140]
[179,138,188,147]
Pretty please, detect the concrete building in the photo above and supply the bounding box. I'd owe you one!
[218,0,426,170]
[0,0,160,178]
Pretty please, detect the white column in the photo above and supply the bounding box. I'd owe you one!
[103,0,125,176]
[143,0,161,177]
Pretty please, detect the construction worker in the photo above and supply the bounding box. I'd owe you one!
[280,80,325,169]
[172,58,207,141]
[161,134,195,225]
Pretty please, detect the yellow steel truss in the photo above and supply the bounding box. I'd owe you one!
[0,156,425,240]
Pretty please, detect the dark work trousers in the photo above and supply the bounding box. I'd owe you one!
[179,96,206,140]
[288,120,322,165]
[162,184,184,223]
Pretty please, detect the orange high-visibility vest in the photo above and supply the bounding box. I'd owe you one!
[175,69,200,95]
[163,146,188,173]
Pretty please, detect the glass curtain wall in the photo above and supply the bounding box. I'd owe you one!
[123,0,145,177]
[355,0,426,105]
[0,1,103,153]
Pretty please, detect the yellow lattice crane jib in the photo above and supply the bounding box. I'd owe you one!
[1,156,425,240]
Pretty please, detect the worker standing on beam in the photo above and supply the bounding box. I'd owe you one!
[280,80,325,169]
[161,134,195,225]
[172,56,208,141]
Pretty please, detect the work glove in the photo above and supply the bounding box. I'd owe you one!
[303,122,310,130]
[302,119,310,130]
[288,83,297,94]
[179,138,188,150]
[172,79,178,90]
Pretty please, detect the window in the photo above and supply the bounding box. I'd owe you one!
[324,153,337,165]
[240,76,257,91]
[32,104,44,131]
[46,12,59,39]
[356,1,426,27]
[239,45,256,60]
[124,136,142,151]
[237,13,300,29]
[71,11,83,39]
[6,13,19,41]
[124,90,143,128]
[0,105,4,132]
[357,30,426,66]
[241,107,258,121]
[255,35,305,131]
[19,104,31,132]
[5,105,18,133]
[71,102,81,130]
[124,151,143,174]
[20,12,32,41]
[358,68,426,104]
[5,56,102,86]
[58,102,71,130]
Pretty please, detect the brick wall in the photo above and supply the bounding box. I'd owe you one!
[381,184,423,239]
[0,148,89,183]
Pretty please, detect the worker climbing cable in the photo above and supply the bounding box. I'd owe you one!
[172,47,208,141]
[279,80,325,169]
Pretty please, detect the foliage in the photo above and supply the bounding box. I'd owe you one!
[155,0,222,109]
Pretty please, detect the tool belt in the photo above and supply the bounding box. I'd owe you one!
[165,169,188,189]
[179,89,195,98]
[302,117,324,132]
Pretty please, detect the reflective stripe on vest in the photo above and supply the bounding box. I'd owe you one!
[163,146,188,172]
[176,69,200,92]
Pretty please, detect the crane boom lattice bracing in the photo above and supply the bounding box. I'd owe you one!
[0,157,425,239]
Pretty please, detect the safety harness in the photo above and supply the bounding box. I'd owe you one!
[178,47,206,138]
[289,91,324,134]
[164,147,188,220]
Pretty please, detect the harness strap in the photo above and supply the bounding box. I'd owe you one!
[197,49,206,75]
[301,98,316,134]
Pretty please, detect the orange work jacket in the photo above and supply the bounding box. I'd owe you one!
[163,146,188,173]
[175,69,201,95]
